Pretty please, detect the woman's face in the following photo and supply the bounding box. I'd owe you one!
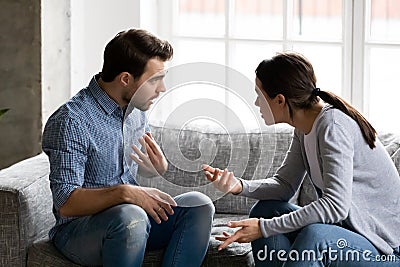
[254,77,276,125]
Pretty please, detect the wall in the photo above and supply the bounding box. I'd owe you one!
[70,0,143,93]
[0,0,42,169]
[41,0,72,124]
[0,0,149,169]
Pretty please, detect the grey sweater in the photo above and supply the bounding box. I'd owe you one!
[239,106,400,255]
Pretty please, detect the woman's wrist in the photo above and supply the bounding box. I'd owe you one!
[231,179,244,195]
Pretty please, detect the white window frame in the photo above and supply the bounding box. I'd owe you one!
[157,0,351,94]
[154,0,400,131]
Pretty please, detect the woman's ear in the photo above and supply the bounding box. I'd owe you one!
[276,94,286,106]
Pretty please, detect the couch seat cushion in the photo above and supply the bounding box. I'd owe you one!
[202,214,254,267]
[27,214,254,267]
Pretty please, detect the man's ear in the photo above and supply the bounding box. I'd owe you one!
[118,72,131,87]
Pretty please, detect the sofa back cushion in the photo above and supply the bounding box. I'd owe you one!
[379,131,400,175]
[138,125,294,214]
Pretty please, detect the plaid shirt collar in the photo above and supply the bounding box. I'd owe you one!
[88,73,120,115]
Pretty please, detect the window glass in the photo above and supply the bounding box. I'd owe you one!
[231,0,283,39]
[367,48,400,132]
[369,0,400,42]
[176,0,225,37]
[172,39,225,65]
[167,0,347,129]
[291,0,342,41]
[292,45,342,95]
[148,83,226,127]
[230,42,282,81]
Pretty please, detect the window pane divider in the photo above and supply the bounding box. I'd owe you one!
[352,0,366,112]
[342,0,353,101]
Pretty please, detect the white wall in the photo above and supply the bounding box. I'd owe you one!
[70,0,151,94]
[41,0,160,123]
[41,0,72,124]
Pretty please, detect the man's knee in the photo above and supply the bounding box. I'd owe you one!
[107,204,151,238]
[175,191,215,214]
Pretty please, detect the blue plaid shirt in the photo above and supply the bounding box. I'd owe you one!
[42,74,149,239]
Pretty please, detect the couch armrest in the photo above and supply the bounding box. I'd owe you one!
[0,153,54,267]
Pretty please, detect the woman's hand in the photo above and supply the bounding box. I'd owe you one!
[215,218,263,250]
[130,132,168,177]
[202,164,243,194]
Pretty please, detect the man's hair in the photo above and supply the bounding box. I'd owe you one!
[101,29,173,82]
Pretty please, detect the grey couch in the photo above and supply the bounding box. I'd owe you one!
[1,124,399,267]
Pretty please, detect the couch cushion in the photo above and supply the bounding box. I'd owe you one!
[27,214,254,267]
[0,153,54,267]
[28,240,81,267]
[378,131,400,175]
[203,214,254,267]
[28,239,165,267]
[138,125,294,215]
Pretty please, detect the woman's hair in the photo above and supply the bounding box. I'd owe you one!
[101,29,173,82]
[255,52,377,149]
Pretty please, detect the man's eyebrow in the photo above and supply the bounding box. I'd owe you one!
[149,73,166,81]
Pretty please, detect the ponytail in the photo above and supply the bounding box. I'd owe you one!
[317,90,377,149]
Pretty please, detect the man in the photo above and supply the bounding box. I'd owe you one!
[42,29,214,267]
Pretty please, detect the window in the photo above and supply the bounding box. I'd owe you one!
[153,0,400,132]
[364,0,400,132]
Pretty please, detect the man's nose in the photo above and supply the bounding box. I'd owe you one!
[157,81,166,93]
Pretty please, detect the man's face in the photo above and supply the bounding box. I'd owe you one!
[126,58,166,111]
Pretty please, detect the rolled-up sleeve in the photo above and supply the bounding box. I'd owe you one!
[42,115,88,211]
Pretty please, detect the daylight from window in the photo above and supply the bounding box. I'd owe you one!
[151,0,400,132]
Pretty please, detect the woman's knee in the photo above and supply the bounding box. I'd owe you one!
[296,223,345,244]
[249,200,298,219]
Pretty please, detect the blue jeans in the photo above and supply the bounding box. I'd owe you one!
[53,191,215,267]
[250,200,400,267]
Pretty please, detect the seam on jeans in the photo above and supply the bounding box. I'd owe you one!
[171,209,187,267]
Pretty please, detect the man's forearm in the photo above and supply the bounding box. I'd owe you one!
[59,185,126,217]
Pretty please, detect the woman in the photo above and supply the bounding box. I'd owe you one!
[203,52,400,266]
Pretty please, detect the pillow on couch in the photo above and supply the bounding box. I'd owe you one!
[379,131,400,175]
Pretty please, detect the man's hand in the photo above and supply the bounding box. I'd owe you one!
[130,132,168,177]
[58,184,176,220]
[215,218,263,251]
[202,164,243,194]
[120,184,177,224]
